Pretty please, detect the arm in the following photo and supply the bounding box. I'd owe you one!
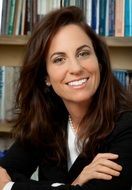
[0,167,12,190]
[0,140,42,182]
[72,153,122,185]
[77,111,132,190]
[0,153,122,190]
[1,112,132,190]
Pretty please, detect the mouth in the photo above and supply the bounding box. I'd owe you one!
[66,78,89,86]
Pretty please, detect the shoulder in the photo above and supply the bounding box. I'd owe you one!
[101,112,132,156]
[110,111,132,139]
[115,111,132,129]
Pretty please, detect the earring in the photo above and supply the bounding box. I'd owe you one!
[46,81,51,86]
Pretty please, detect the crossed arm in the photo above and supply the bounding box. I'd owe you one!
[0,112,132,190]
[0,153,122,190]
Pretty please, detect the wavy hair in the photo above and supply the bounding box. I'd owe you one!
[12,6,132,161]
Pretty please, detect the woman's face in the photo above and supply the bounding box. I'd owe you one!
[46,24,100,106]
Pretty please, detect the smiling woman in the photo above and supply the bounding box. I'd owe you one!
[46,24,100,107]
[0,6,132,190]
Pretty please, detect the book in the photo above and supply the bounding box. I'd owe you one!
[113,69,132,92]
[108,0,115,36]
[0,0,3,34]
[115,0,125,36]
[8,0,16,35]
[91,0,99,34]
[99,0,107,35]
[20,0,26,35]
[0,0,8,34]
[0,66,20,121]
[5,0,11,35]
[32,0,38,30]
[85,0,92,26]
[125,0,132,36]
[13,0,23,35]
[0,66,5,121]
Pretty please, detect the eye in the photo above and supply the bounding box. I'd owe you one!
[77,50,90,58]
[53,57,65,64]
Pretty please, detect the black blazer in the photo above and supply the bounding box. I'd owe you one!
[0,112,132,190]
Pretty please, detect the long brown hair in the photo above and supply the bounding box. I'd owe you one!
[12,6,132,161]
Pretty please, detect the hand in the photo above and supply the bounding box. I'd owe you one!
[0,167,11,190]
[72,153,122,185]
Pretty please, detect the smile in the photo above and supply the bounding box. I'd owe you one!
[67,78,88,86]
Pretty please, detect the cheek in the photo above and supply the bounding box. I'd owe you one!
[47,69,65,84]
[85,58,100,74]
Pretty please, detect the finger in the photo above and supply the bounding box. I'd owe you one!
[99,159,122,171]
[94,172,112,180]
[96,165,121,177]
[93,153,119,162]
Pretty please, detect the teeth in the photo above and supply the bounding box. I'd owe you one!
[68,78,87,86]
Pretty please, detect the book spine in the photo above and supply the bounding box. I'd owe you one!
[125,0,132,36]
[105,0,109,36]
[32,0,38,29]
[0,0,3,34]
[115,0,125,36]
[0,66,20,121]
[5,0,11,35]
[91,0,97,32]
[85,0,92,26]
[0,66,5,121]
[8,0,16,35]
[1,0,8,34]
[20,0,26,35]
[13,0,23,35]
[99,0,107,35]
[108,0,115,36]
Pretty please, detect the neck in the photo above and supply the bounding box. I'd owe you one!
[65,102,89,129]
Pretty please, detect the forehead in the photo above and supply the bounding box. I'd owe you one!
[48,24,93,53]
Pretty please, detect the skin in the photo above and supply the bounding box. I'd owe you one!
[46,24,122,184]
[46,24,100,126]
[0,167,11,189]
[0,24,122,189]
[72,153,122,185]
[0,153,122,187]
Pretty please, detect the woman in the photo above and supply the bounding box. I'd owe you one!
[0,6,132,190]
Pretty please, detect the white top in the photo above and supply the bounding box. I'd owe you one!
[2,120,80,189]
[67,119,80,170]
[2,182,14,190]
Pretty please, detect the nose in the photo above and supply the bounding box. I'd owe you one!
[68,58,82,74]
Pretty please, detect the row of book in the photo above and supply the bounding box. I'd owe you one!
[0,66,20,121]
[0,0,132,36]
[113,70,132,92]
[0,66,131,122]
[86,0,132,37]
[0,0,61,36]
[0,136,14,159]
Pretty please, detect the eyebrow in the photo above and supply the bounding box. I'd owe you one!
[50,44,91,59]
[76,45,91,52]
[50,52,65,60]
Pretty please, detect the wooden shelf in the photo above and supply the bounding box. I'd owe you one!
[0,35,30,45]
[0,35,132,133]
[0,35,132,47]
[0,122,13,133]
[105,37,132,47]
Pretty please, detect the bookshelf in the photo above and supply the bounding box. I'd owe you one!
[0,35,132,68]
[0,122,13,133]
[0,36,132,133]
[1,35,132,46]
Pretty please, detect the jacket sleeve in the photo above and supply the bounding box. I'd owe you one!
[1,112,132,190]
[12,112,132,190]
[0,140,41,182]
